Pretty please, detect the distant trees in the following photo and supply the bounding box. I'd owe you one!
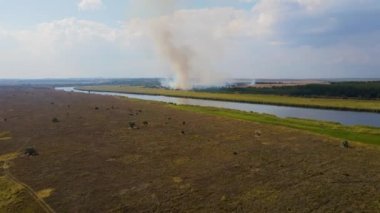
[202,81,380,99]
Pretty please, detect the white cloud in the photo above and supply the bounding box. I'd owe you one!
[1,0,380,79]
[0,18,149,78]
[78,0,103,11]
[136,0,380,79]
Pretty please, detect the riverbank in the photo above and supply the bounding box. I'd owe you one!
[168,104,380,145]
[62,87,380,144]
[79,86,380,113]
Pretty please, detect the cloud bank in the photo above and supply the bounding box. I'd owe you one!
[0,0,380,80]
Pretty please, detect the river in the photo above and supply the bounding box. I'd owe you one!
[56,87,380,127]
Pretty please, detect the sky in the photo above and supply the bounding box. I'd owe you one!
[0,0,380,80]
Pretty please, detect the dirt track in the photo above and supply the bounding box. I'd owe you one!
[1,87,380,212]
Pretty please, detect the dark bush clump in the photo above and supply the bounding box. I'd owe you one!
[24,147,39,156]
[52,118,60,123]
[129,122,136,129]
[341,140,350,148]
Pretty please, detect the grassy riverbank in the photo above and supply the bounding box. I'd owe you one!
[169,104,380,145]
[79,85,380,112]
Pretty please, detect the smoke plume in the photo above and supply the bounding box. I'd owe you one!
[147,0,224,90]
[153,25,192,90]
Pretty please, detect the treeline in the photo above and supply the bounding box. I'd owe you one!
[108,78,162,87]
[201,81,380,99]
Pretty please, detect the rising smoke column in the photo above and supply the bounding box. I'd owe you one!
[149,0,194,90]
[138,0,225,90]
[152,23,192,90]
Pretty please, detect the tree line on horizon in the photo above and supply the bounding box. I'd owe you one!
[201,81,380,100]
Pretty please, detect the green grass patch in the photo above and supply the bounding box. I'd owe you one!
[170,104,380,145]
[36,188,54,200]
[79,85,380,112]
[0,132,11,141]
[0,176,24,210]
[0,176,43,212]
[0,152,19,162]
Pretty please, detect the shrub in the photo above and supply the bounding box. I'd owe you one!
[341,140,350,148]
[129,122,136,129]
[24,147,39,156]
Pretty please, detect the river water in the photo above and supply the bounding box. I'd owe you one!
[56,87,380,127]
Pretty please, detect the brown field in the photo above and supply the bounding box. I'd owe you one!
[1,87,380,212]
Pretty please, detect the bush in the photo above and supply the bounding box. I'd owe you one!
[24,148,39,156]
[129,122,136,129]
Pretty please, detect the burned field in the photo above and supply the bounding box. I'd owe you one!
[0,87,380,212]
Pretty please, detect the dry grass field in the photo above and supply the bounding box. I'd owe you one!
[1,87,380,212]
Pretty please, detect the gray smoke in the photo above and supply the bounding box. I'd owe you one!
[147,0,225,90]
[152,25,192,90]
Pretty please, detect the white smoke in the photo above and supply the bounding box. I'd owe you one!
[152,23,193,90]
[145,0,226,90]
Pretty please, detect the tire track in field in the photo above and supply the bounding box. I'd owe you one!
[1,138,56,213]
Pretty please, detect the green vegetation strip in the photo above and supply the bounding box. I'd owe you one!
[170,104,380,145]
[0,176,25,210]
[206,81,380,99]
[79,86,380,112]
[0,132,11,141]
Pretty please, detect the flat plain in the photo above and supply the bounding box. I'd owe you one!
[1,87,380,212]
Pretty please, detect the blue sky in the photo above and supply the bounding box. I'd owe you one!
[0,0,254,27]
[0,0,379,81]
